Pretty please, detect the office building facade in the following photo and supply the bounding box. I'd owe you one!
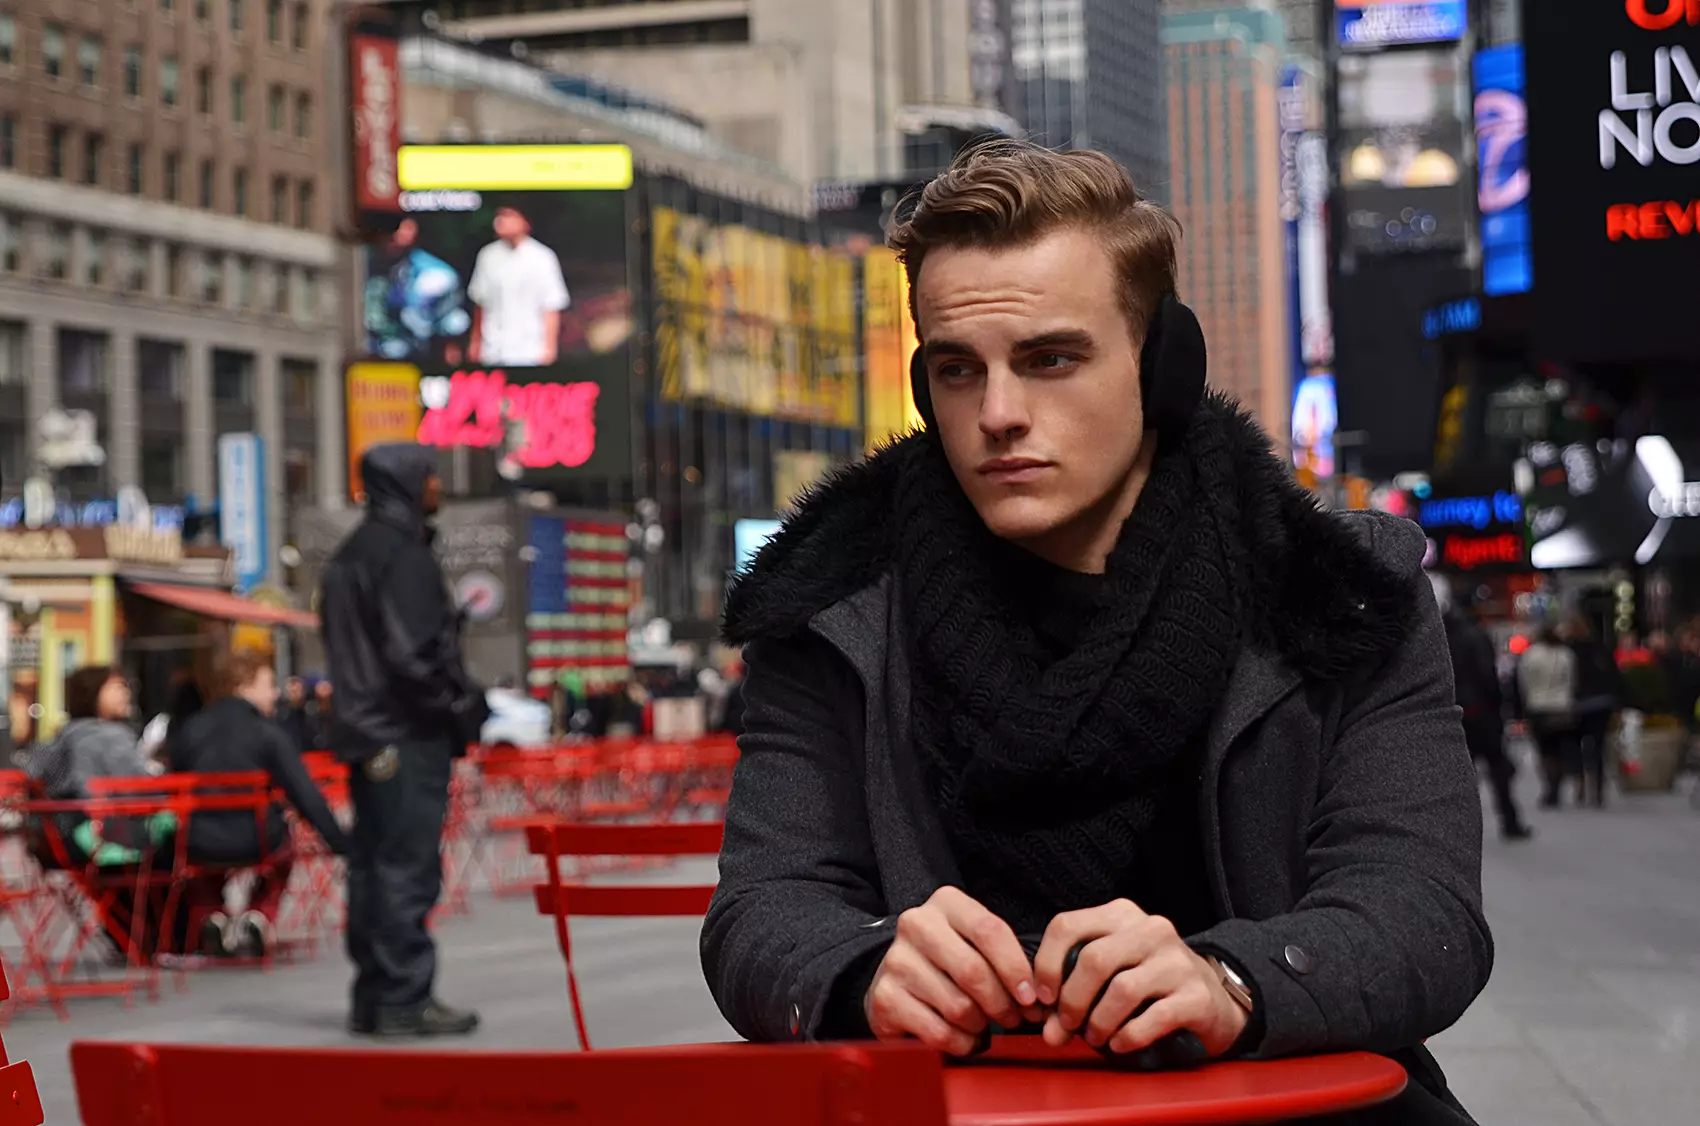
[0,0,346,580]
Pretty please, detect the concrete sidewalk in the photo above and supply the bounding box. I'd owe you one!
[7,773,1699,1125]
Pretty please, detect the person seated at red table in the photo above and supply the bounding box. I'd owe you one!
[704,141,1489,1125]
[170,651,349,957]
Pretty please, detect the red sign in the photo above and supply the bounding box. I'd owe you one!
[1441,531,1526,570]
[417,369,601,470]
[349,31,401,216]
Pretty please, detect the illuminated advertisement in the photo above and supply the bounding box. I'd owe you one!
[345,362,425,501]
[861,245,923,448]
[525,515,630,697]
[1419,486,1528,573]
[1524,437,1700,569]
[1337,50,1470,255]
[1473,44,1533,297]
[1292,372,1339,479]
[1525,1,1700,362]
[651,206,860,428]
[1336,1,1467,50]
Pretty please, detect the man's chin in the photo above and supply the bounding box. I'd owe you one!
[973,498,1071,545]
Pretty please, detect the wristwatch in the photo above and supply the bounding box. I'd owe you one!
[1205,955,1256,1015]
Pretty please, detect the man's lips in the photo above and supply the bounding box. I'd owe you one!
[978,458,1054,483]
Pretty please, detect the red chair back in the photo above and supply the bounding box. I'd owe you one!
[71,1041,948,1126]
[0,967,45,1126]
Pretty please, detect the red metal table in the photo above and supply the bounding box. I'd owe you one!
[945,1040,1407,1126]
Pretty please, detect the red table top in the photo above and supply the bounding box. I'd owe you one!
[944,1040,1407,1126]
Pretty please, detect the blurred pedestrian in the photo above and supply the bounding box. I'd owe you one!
[170,653,349,957]
[1567,618,1622,808]
[276,676,314,753]
[320,443,487,1038]
[309,679,337,751]
[1519,626,1578,808]
[707,140,1488,1124]
[1436,577,1530,840]
[139,676,204,772]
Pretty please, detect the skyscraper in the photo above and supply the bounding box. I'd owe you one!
[1164,5,1292,438]
[1010,0,1169,197]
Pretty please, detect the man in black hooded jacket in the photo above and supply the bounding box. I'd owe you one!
[320,443,485,1037]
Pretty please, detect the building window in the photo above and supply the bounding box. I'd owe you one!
[233,167,248,216]
[231,75,246,125]
[229,0,243,33]
[232,255,252,308]
[123,45,142,97]
[78,35,100,88]
[43,23,64,80]
[196,66,212,115]
[84,229,106,288]
[161,0,173,12]
[0,116,13,169]
[199,253,223,304]
[0,14,16,69]
[272,265,291,314]
[199,159,214,209]
[47,125,67,179]
[161,57,180,107]
[82,132,103,187]
[141,441,181,497]
[0,321,23,385]
[138,340,183,399]
[122,238,149,292]
[284,447,314,504]
[165,244,184,297]
[291,2,307,50]
[44,224,70,280]
[283,358,315,413]
[1,215,21,274]
[212,349,253,405]
[298,270,318,322]
[294,92,311,139]
[58,329,107,394]
[268,85,285,133]
[126,143,143,194]
[270,175,287,224]
[267,0,282,43]
[195,0,208,23]
[163,151,181,201]
[296,180,313,229]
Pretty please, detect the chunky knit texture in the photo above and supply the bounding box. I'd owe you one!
[895,408,1244,931]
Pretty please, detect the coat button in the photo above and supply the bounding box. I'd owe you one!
[1284,944,1313,974]
[788,1002,801,1037]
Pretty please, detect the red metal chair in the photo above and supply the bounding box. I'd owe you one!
[527,819,724,1049]
[0,965,45,1126]
[71,1040,948,1126]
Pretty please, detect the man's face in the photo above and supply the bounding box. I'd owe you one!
[493,209,529,244]
[422,472,443,515]
[393,219,418,248]
[286,677,306,705]
[915,227,1147,556]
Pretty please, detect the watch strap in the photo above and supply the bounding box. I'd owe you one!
[1206,955,1256,1014]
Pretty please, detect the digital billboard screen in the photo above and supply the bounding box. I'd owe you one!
[1473,44,1533,297]
[1336,1,1467,51]
[1524,2,1700,362]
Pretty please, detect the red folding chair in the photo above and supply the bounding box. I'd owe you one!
[0,966,45,1126]
[165,771,292,980]
[527,820,724,1049]
[71,1040,948,1126]
[277,759,349,953]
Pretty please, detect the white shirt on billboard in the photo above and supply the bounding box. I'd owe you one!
[467,236,571,366]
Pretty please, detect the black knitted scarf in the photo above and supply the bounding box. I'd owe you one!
[897,407,1248,932]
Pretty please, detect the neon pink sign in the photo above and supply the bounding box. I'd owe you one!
[416,369,600,470]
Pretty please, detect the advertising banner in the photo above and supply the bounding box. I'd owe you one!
[1473,44,1533,297]
[347,25,403,230]
[1525,1,1700,362]
[345,361,423,501]
[218,433,267,593]
[861,246,922,448]
[1336,1,1467,51]
[652,206,860,428]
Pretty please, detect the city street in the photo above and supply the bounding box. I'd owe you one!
[6,765,1698,1126]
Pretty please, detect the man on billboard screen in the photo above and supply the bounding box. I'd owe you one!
[467,206,571,367]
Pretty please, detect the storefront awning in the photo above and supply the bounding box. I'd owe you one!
[127,582,318,630]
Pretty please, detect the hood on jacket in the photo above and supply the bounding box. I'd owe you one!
[723,392,1419,683]
[362,443,438,537]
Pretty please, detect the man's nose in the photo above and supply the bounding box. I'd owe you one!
[978,368,1031,439]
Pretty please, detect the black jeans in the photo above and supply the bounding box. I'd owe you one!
[1574,710,1613,806]
[346,736,455,1016]
[1461,712,1525,833]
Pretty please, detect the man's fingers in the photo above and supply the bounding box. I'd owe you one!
[870,988,979,1056]
[1033,899,1145,1005]
[1107,995,1194,1056]
[938,897,1039,1012]
[900,953,994,1036]
[1083,962,1168,1046]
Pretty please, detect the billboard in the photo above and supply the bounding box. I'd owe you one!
[217,433,266,594]
[345,361,423,501]
[1292,372,1339,479]
[1474,44,1533,297]
[1336,1,1468,50]
[1525,1,1700,362]
[347,23,402,231]
[651,206,860,428]
[861,245,923,448]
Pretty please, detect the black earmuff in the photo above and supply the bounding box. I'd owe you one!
[909,294,1208,435]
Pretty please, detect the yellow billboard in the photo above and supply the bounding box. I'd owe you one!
[397,145,634,191]
[862,246,923,447]
[652,206,859,427]
[345,362,423,500]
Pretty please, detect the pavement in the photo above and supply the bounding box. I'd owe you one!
[5,756,1699,1126]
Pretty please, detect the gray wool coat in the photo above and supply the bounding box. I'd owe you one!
[705,424,1491,1125]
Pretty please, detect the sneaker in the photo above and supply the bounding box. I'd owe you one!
[358,999,481,1038]
[1502,825,1534,842]
[199,911,232,957]
[233,910,275,959]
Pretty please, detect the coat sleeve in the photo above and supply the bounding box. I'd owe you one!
[1189,514,1493,1058]
[701,634,897,1043]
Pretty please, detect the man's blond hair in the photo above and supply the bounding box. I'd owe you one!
[888,139,1180,344]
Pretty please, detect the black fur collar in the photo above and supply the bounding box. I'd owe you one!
[723,394,1415,682]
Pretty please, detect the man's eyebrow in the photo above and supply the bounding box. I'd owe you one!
[921,339,977,360]
[1014,330,1095,352]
